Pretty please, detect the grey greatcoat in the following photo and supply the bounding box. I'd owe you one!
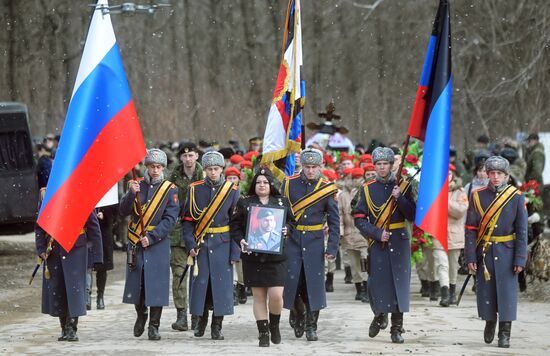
[464,184,528,321]
[181,178,241,316]
[282,173,340,312]
[353,177,416,314]
[36,213,103,318]
[120,178,179,307]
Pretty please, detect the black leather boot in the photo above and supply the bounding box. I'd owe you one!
[420,279,430,297]
[369,313,384,338]
[354,283,363,301]
[257,320,270,347]
[171,308,188,331]
[344,266,352,284]
[96,270,107,310]
[305,311,319,341]
[325,273,334,292]
[484,320,496,344]
[211,316,224,340]
[439,286,450,307]
[497,321,511,348]
[361,281,369,303]
[390,313,404,343]
[449,284,457,305]
[134,304,148,337]
[292,298,306,338]
[191,315,199,331]
[269,313,281,344]
[148,307,162,341]
[194,309,209,337]
[66,317,79,342]
[58,316,67,341]
[429,281,440,301]
[237,283,247,304]
[379,313,388,329]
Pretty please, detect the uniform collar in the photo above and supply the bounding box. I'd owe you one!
[144,171,164,185]
[488,182,508,193]
[375,172,396,184]
[300,171,320,184]
[205,176,225,187]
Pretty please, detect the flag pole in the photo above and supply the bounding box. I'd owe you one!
[131,168,146,236]
[382,134,411,248]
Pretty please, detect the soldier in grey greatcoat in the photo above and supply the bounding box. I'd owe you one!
[282,148,340,342]
[120,149,179,341]
[353,147,416,344]
[465,156,528,348]
[182,151,241,340]
[36,203,103,342]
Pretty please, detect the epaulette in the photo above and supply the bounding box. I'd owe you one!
[363,180,376,187]
[190,180,204,187]
[473,186,488,193]
[321,178,329,184]
[288,174,300,180]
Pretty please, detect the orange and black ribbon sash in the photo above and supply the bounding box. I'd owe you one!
[128,180,173,245]
[364,178,412,229]
[474,185,519,246]
[191,181,234,242]
[287,180,338,221]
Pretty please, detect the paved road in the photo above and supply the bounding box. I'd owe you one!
[1,256,548,355]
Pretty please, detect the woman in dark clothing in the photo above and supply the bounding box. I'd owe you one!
[230,168,295,347]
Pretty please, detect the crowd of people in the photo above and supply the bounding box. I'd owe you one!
[33,132,546,349]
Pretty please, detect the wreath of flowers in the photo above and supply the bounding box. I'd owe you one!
[520,180,543,211]
[411,224,433,266]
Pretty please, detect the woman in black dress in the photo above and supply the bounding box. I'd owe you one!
[230,168,294,347]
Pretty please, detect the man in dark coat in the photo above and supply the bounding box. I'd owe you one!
[282,148,340,342]
[168,142,204,331]
[353,147,416,344]
[182,151,241,340]
[465,156,528,348]
[120,148,179,341]
[36,191,103,342]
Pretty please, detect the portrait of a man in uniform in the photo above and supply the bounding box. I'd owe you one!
[246,206,285,254]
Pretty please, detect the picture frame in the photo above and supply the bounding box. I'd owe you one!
[244,204,286,255]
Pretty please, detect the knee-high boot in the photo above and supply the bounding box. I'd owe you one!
[211,315,224,340]
[96,270,107,310]
[390,312,404,344]
[148,307,162,341]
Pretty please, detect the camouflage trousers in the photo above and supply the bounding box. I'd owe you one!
[170,246,189,310]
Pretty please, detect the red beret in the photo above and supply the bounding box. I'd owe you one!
[449,164,456,172]
[359,154,372,163]
[363,163,375,172]
[243,151,260,161]
[230,154,244,164]
[342,168,353,177]
[240,160,252,169]
[323,169,338,182]
[351,167,364,179]
[225,167,241,177]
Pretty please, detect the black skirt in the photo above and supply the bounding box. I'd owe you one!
[242,258,287,287]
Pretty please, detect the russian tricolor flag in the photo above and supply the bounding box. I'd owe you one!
[37,0,146,252]
[408,0,452,251]
[261,0,304,181]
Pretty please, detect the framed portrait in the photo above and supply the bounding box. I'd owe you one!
[245,204,287,255]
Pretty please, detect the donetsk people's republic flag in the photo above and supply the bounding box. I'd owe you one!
[37,0,146,252]
[410,0,452,251]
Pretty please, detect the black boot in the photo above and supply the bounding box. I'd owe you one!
[86,290,92,311]
[134,304,148,337]
[171,308,188,331]
[305,311,319,341]
[269,313,281,344]
[148,307,162,341]
[292,298,306,338]
[191,315,199,331]
[66,317,79,342]
[325,273,334,292]
[390,313,404,343]
[354,283,363,301]
[497,321,511,348]
[429,281,440,301]
[257,320,270,347]
[194,309,209,337]
[449,284,457,305]
[237,283,247,304]
[420,279,430,297]
[211,316,224,340]
[484,320,496,344]
[361,281,369,303]
[344,266,352,284]
[368,313,387,338]
[96,270,107,310]
[58,316,67,341]
[439,286,450,307]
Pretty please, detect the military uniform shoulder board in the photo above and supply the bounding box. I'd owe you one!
[321,178,329,184]
[288,173,300,180]
[363,180,376,187]
[473,186,488,193]
[190,180,205,187]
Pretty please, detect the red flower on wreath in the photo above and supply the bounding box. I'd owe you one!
[520,180,540,196]
[405,154,419,165]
